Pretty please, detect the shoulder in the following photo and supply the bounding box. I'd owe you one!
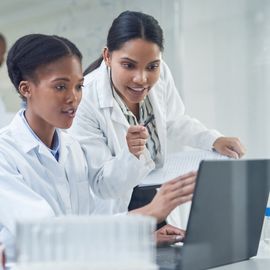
[84,61,107,89]
[0,121,17,150]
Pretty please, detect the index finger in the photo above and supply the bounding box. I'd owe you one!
[167,171,197,185]
[128,125,146,133]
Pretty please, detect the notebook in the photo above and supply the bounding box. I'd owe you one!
[140,149,230,187]
[156,159,270,270]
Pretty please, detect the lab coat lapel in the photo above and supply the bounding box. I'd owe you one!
[96,62,129,128]
[95,62,129,153]
[10,112,72,213]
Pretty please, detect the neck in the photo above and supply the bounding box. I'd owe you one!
[127,103,139,119]
[25,110,55,148]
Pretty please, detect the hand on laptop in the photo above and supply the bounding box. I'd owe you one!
[213,137,246,159]
[146,171,196,223]
[155,224,185,246]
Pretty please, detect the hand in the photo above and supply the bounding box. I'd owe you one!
[213,137,246,159]
[0,243,5,270]
[126,125,148,158]
[155,224,185,246]
[147,171,196,223]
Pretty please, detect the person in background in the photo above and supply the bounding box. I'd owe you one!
[69,10,246,217]
[0,33,196,264]
[0,34,6,68]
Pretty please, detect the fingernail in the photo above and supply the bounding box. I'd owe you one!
[175,236,183,241]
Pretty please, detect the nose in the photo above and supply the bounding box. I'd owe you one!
[66,88,81,104]
[133,70,147,84]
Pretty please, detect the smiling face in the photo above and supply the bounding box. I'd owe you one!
[104,38,161,113]
[20,55,83,137]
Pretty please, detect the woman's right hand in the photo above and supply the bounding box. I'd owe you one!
[148,171,197,223]
[126,125,149,158]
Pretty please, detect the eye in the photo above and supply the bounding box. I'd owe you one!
[147,63,160,71]
[121,62,135,69]
[76,84,84,91]
[55,84,66,91]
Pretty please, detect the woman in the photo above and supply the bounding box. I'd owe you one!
[69,11,245,214]
[0,34,195,263]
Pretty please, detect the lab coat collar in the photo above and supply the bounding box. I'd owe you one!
[96,61,114,109]
[96,61,129,128]
[9,110,72,161]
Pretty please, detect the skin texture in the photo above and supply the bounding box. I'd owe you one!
[18,56,83,148]
[213,137,246,159]
[155,224,185,246]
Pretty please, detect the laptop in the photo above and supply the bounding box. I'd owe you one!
[156,159,270,270]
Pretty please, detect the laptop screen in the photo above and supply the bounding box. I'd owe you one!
[180,159,270,270]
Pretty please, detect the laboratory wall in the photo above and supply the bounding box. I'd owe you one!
[0,0,269,158]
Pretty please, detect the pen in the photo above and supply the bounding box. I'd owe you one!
[143,114,155,127]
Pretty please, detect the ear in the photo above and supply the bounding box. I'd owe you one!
[18,81,32,100]
[102,47,111,67]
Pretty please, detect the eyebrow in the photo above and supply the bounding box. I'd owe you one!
[51,77,84,82]
[120,57,160,65]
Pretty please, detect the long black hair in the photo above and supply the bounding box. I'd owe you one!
[7,34,82,100]
[84,10,164,76]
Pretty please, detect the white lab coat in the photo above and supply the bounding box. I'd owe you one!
[0,111,95,262]
[69,60,222,214]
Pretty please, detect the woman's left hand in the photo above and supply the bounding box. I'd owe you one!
[155,224,185,246]
[213,137,246,159]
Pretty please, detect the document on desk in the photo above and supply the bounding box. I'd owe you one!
[140,149,230,186]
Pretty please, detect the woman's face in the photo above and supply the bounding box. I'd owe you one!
[21,55,83,130]
[104,38,161,110]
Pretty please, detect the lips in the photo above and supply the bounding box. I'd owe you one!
[62,108,77,118]
[128,86,145,92]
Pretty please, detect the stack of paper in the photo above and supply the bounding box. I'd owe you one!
[140,149,229,186]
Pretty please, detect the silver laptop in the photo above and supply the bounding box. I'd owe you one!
[157,159,270,270]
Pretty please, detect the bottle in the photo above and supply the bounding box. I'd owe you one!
[257,195,270,258]
[264,205,270,247]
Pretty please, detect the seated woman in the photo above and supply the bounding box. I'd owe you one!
[0,34,196,264]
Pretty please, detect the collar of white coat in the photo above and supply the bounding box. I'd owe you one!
[9,110,73,158]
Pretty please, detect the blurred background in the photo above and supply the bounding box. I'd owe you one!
[0,0,269,158]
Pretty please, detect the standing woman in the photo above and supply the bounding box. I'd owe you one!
[0,34,195,263]
[69,11,245,214]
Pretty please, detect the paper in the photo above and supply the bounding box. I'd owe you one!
[140,149,230,186]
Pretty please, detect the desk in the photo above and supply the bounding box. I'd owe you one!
[156,246,270,270]
[211,258,270,269]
